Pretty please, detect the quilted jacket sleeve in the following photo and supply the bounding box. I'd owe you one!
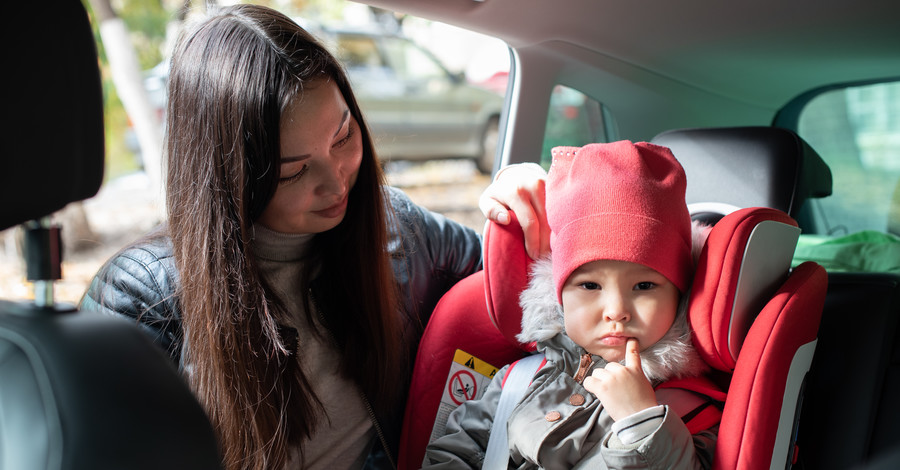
[386,186,483,327]
[599,412,717,469]
[79,233,184,362]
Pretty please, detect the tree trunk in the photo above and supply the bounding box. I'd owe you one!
[88,0,164,195]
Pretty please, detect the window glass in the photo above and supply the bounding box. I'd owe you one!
[796,81,900,236]
[381,36,447,83]
[0,1,511,304]
[540,85,616,169]
[337,36,383,69]
[315,11,510,231]
[334,35,404,97]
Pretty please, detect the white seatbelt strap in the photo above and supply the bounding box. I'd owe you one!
[482,353,545,469]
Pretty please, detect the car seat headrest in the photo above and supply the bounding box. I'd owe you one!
[2,0,104,231]
[483,207,801,370]
[651,127,832,222]
[483,213,536,349]
[688,207,800,371]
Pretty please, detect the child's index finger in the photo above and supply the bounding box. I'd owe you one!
[625,337,641,369]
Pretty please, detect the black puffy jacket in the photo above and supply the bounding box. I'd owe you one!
[79,186,483,467]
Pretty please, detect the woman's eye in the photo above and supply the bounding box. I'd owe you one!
[579,282,600,290]
[278,164,308,185]
[634,281,655,291]
[334,123,355,148]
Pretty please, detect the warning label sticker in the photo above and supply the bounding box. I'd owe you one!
[427,350,499,450]
[448,369,477,405]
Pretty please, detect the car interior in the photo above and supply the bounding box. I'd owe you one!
[400,129,829,469]
[359,0,900,468]
[1,0,898,469]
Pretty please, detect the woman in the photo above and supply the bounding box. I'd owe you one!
[81,4,546,470]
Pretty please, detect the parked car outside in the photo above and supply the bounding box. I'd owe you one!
[137,24,505,174]
[321,25,505,174]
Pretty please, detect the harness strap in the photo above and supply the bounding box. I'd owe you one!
[483,353,544,469]
[656,375,726,434]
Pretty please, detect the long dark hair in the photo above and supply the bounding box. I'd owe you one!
[165,5,403,469]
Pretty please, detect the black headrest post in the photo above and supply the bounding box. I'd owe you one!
[23,217,64,308]
[5,0,103,307]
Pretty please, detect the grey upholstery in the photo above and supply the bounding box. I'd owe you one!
[652,126,833,224]
[0,1,221,469]
[797,272,900,469]
[0,301,223,470]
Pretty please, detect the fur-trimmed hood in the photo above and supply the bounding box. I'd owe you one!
[516,221,711,383]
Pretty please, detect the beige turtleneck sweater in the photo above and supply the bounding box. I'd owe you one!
[251,224,374,469]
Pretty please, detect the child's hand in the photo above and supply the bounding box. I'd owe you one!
[583,338,659,422]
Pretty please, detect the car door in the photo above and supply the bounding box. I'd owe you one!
[376,34,479,159]
[339,31,496,161]
[337,33,411,157]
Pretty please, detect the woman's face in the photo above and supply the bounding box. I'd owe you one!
[258,79,364,234]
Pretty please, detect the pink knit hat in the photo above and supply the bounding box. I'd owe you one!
[547,141,693,301]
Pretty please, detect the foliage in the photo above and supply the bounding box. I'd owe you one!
[82,0,170,182]
[82,0,357,182]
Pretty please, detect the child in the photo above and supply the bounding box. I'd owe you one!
[424,141,716,468]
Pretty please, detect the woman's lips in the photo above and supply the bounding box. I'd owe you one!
[313,194,348,218]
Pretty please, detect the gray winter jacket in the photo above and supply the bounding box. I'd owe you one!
[425,234,718,469]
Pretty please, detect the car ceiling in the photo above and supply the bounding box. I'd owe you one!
[355,0,900,116]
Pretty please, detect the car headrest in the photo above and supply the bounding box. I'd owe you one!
[483,213,535,349]
[483,207,801,370]
[651,127,832,223]
[2,0,104,231]
[688,207,800,371]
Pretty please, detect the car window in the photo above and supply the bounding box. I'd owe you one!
[793,81,900,237]
[337,35,383,70]
[334,34,405,97]
[0,3,511,305]
[539,85,616,169]
[381,36,448,84]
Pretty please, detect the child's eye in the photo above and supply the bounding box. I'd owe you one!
[278,164,309,185]
[634,281,656,291]
[579,282,600,290]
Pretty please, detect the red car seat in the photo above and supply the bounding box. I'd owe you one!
[399,206,827,469]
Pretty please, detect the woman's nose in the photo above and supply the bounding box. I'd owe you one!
[317,155,347,195]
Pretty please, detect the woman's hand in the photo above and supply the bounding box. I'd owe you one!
[583,338,659,422]
[479,163,550,259]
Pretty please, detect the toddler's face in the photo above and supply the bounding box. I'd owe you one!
[561,259,679,363]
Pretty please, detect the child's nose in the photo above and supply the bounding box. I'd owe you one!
[602,293,631,323]
[603,308,630,324]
